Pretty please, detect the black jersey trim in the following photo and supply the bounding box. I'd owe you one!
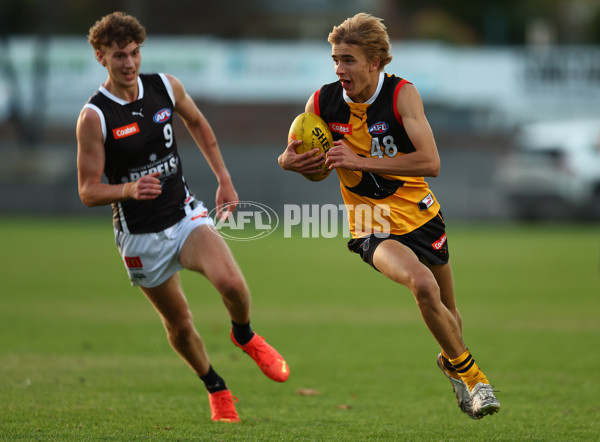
[346,171,404,200]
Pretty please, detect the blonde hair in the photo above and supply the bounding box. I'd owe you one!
[88,11,146,50]
[328,13,392,71]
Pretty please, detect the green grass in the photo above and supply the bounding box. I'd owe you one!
[1,217,599,440]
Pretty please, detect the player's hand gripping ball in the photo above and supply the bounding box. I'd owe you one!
[288,112,334,182]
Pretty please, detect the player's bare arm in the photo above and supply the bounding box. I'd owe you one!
[277,92,325,174]
[278,141,325,175]
[76,108,162,206]
[167,73,238,218]
[326,84,440,177]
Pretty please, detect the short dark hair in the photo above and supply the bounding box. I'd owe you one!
[88,11,146,50]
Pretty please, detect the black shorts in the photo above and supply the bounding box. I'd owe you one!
[347,212,449,271]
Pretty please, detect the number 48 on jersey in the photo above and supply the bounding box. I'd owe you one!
[371,135,398,158]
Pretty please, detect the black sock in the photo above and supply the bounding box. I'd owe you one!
[199,365,227,394]
[231,320,254,346]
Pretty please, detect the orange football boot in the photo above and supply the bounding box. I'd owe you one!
[208,389,241,423]
[230,330,289,382]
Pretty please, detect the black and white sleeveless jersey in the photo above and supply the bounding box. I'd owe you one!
[84,73,194,234]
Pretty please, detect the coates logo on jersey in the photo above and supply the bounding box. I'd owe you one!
[432,233,447,251]
[153,108,171,123]
[328,122,352,136]
[113,123,140,139]
[369,121,389,135]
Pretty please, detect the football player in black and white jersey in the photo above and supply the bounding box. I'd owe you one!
[76,12,288,423]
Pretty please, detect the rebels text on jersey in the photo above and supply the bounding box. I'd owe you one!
[85,73,193,234]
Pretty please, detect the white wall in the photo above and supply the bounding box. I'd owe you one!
[2,36,600,128]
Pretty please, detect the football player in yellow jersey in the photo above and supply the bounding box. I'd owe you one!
[279,13,500,419]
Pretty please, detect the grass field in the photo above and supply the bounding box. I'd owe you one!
[1,217,599,441]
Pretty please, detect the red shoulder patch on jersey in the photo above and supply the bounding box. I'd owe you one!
[313,89,321,116]
[393,79,412,125]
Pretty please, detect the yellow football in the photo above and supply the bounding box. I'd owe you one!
[288,112,333,182]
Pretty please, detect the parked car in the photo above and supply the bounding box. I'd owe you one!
[496,119,600,220]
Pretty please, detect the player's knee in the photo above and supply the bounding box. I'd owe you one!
[410,274,441,308]
[215,274,247,300]
[165,312,195,340]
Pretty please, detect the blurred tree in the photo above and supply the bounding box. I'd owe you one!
[1,0,600,44]
[0,0,51,148]
[398,0,600,45]
[587,7,600,43]
[0,0,35,34]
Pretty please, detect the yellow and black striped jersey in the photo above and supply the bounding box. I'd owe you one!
[315,73,441,237]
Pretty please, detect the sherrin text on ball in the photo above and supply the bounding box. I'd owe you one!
[288,112,334,182]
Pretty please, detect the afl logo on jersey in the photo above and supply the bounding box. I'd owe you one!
[153,108,171,123]
[369,121,389,135]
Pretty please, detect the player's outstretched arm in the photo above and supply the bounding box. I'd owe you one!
[167,73,238,219]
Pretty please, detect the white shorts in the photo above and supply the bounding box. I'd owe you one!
[114,201,214,288]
